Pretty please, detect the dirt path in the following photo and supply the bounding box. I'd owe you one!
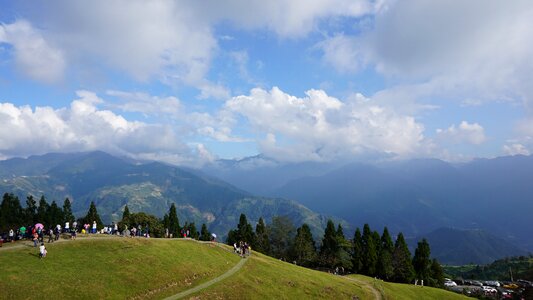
[343,276,384,300]
[0,235,122,252]
[163,256,248,300]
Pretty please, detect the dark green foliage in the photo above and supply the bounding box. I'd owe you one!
[0,193,23,231]
[122,205,131,223]
[429,259,444,287]
[254,217,270,254]
[168,203,180,238]
[362,224,378,276]
[24,195,37,224]
[335,224,353,270]
[392,233,415,283]
[200,223,211,241]
[84,201,103,230]
[126,212,164,237]
[36,195,49,225]
[444,255,533,281]
[377,227,394,280]
[291,224,317,267]
[413,238,432,283]
[189,222,199,239]
[63,198,75,223]
[352,227,364,273]
[319,219,339,267]
[48,201,64,226]
[269,215,295,260]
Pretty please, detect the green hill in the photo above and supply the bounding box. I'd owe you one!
[0,237,468,299]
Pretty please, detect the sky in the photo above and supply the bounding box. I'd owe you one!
[0,0,532,167]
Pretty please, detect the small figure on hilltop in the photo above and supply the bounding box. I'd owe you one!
[92,221,97,234]
[39,243,47,259]
[47,228,54,243]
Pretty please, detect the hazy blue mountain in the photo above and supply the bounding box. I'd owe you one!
[269,156,533,251]
[408,227,527,265]
[0,151,337,238]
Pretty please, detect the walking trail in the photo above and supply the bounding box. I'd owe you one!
[163,255,248,300]
[343,276,383,300]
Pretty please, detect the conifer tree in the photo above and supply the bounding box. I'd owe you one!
[168,203,180,238]
[320,219,339,267]
[429,259,445,287]
[377,227,394,280]
[189,222,199,239]
[269,215,295,260]
[84,201,103,230]
[413,238,432,283]
[335,224,353,270]
[362,224,378,276]
[36,195,49,225]
[237,213,255,244]
[392,233,415,283]
[291,223,317,267]
[24,195,37,224]
[0,193,23,231]
[63,198,75,223]
[200,223,211,241]
[352,227,364,273]
[254,217,270,254]
[48,201,64,226]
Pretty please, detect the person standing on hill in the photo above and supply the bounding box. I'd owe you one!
[48,228,54,243]
[65,221,70,233]
[8,229,14,242]
[92,221,97,234]
[39,243,47,259]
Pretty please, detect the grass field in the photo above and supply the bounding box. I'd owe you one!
[349,274,471,300]
[1,236,470,299]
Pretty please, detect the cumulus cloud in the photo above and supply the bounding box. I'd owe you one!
[503,143,530,156]
[225,87,425,162]
[320,0,533,109]
[0,20,65,83]
[105,90,182,118]
[0,91,211,166]
[436,121,486,145]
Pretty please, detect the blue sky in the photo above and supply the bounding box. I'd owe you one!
[0,1,532,166]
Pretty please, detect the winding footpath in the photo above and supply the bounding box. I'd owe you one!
[163,256,248,300]
[342,276,383,300]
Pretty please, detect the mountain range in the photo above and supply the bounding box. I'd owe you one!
[0,151,335,239]
[203,155,533,252]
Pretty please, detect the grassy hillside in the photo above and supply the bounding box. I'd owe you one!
[348,275,470,300]
[0,237,469,299]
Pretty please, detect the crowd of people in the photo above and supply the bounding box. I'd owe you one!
[233,241,251,258]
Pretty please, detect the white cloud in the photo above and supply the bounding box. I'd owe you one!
[436,121,486,145]
[0,91,211,167]
[503,143,530,156]
[225,87,425,162]
[320,0,533,109]
[317,34,366,73]
[105,90,182,117]
[0,20,65,83]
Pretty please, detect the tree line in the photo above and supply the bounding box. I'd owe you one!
[226,213,444,287]
[0,193,212,241]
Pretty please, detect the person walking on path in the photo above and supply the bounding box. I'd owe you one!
[47,228,54,243]
[8,229,14,242]
[92,221,97,234]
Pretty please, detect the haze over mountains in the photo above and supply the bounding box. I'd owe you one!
[203,155,533,252]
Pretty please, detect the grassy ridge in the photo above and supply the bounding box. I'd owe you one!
[190,252,373,299]
[0,237,239,299]
[349,275,470,300]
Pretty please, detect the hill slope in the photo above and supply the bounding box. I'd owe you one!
[0,237,468,299]
[0,152,335,238]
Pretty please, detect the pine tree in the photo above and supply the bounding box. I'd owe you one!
[236,213,255,244]
[63,198,75,223]
[0,193,23,231]
[36,195,49,225]
[24,195,37,224]
[254,217,270,254]
[291,224,317,267]
[377,227,394,280]
[392,233,415,283]
[168,203,180,238]
[48,201,64,226]
[429,259,444,287]
[413,238,432,283]
[362,224,378,276]
[269,215,295,260]
[352,227,364,273]
[189,222,199,239]
[84,201,103,230]
[200,223,211,241]
[319,219,339,267]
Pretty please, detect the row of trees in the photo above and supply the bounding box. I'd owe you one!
[226,214,444,287]
[0,193,212,241]
[0,193,75,232]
